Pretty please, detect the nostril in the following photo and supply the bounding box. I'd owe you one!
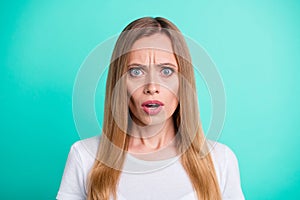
[143,84,160,94]
[144,89,158,94]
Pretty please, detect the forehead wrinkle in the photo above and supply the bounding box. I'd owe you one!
[153,49,177,67]
[129,50,148,65]
[129,49,155,66]
[128,48,177,68]
[150,49,155,65]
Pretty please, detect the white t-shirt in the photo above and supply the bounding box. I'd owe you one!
[56,136,244,200]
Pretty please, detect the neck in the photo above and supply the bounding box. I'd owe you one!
[128,117,177,154]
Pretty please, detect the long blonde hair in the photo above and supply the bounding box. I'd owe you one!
[87,17,221,200]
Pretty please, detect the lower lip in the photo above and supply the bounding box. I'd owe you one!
[142,105,163,115]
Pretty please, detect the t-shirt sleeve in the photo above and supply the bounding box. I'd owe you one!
[56,143,87,200]
[222,146,245,200]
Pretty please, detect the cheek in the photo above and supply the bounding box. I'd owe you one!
[162,81,179,99]
[127,79,144,96]
[161,75,179,94]
[128,95,137,115]
[127,81,134,96]
[128,87,143,107]
[170,93,179,107]
[162,87,179,107]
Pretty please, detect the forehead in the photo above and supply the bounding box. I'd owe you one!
[129,33,177,64]
[131,33,173,52]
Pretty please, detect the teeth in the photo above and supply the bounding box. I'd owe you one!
[146,104,159,108]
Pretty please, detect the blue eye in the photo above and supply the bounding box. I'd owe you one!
[129,68,143,77]
[161,68,174,77]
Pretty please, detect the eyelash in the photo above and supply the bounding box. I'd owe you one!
[128,68,144,77]
[128,66,175,78]
[161,67,174,77]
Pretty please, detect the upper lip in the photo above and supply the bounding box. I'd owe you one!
[142,100,164,106]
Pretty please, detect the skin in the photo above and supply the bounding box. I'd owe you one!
[126,33,179,158]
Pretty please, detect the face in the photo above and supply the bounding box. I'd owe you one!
[126,33,179,126]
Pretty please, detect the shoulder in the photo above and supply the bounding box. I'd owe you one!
[71,135,100,154]
[69,135,101,170]
[207,140,245,199]
[61,135,101,175]
[57,136,101,200]
[207,140,238,166]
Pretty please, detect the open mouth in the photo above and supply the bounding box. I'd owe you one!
[142,100,164,115]
[144,103,161,108]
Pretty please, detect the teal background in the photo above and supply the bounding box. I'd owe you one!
[1,0,299,199]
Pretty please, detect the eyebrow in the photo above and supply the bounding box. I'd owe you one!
[127,63,178,69]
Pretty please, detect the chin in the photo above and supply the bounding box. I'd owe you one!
[144,115,170,126]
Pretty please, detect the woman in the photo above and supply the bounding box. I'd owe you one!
[57,17,244,200]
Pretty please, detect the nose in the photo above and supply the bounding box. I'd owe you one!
[143,83,160,95]
[143,66,160,95]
